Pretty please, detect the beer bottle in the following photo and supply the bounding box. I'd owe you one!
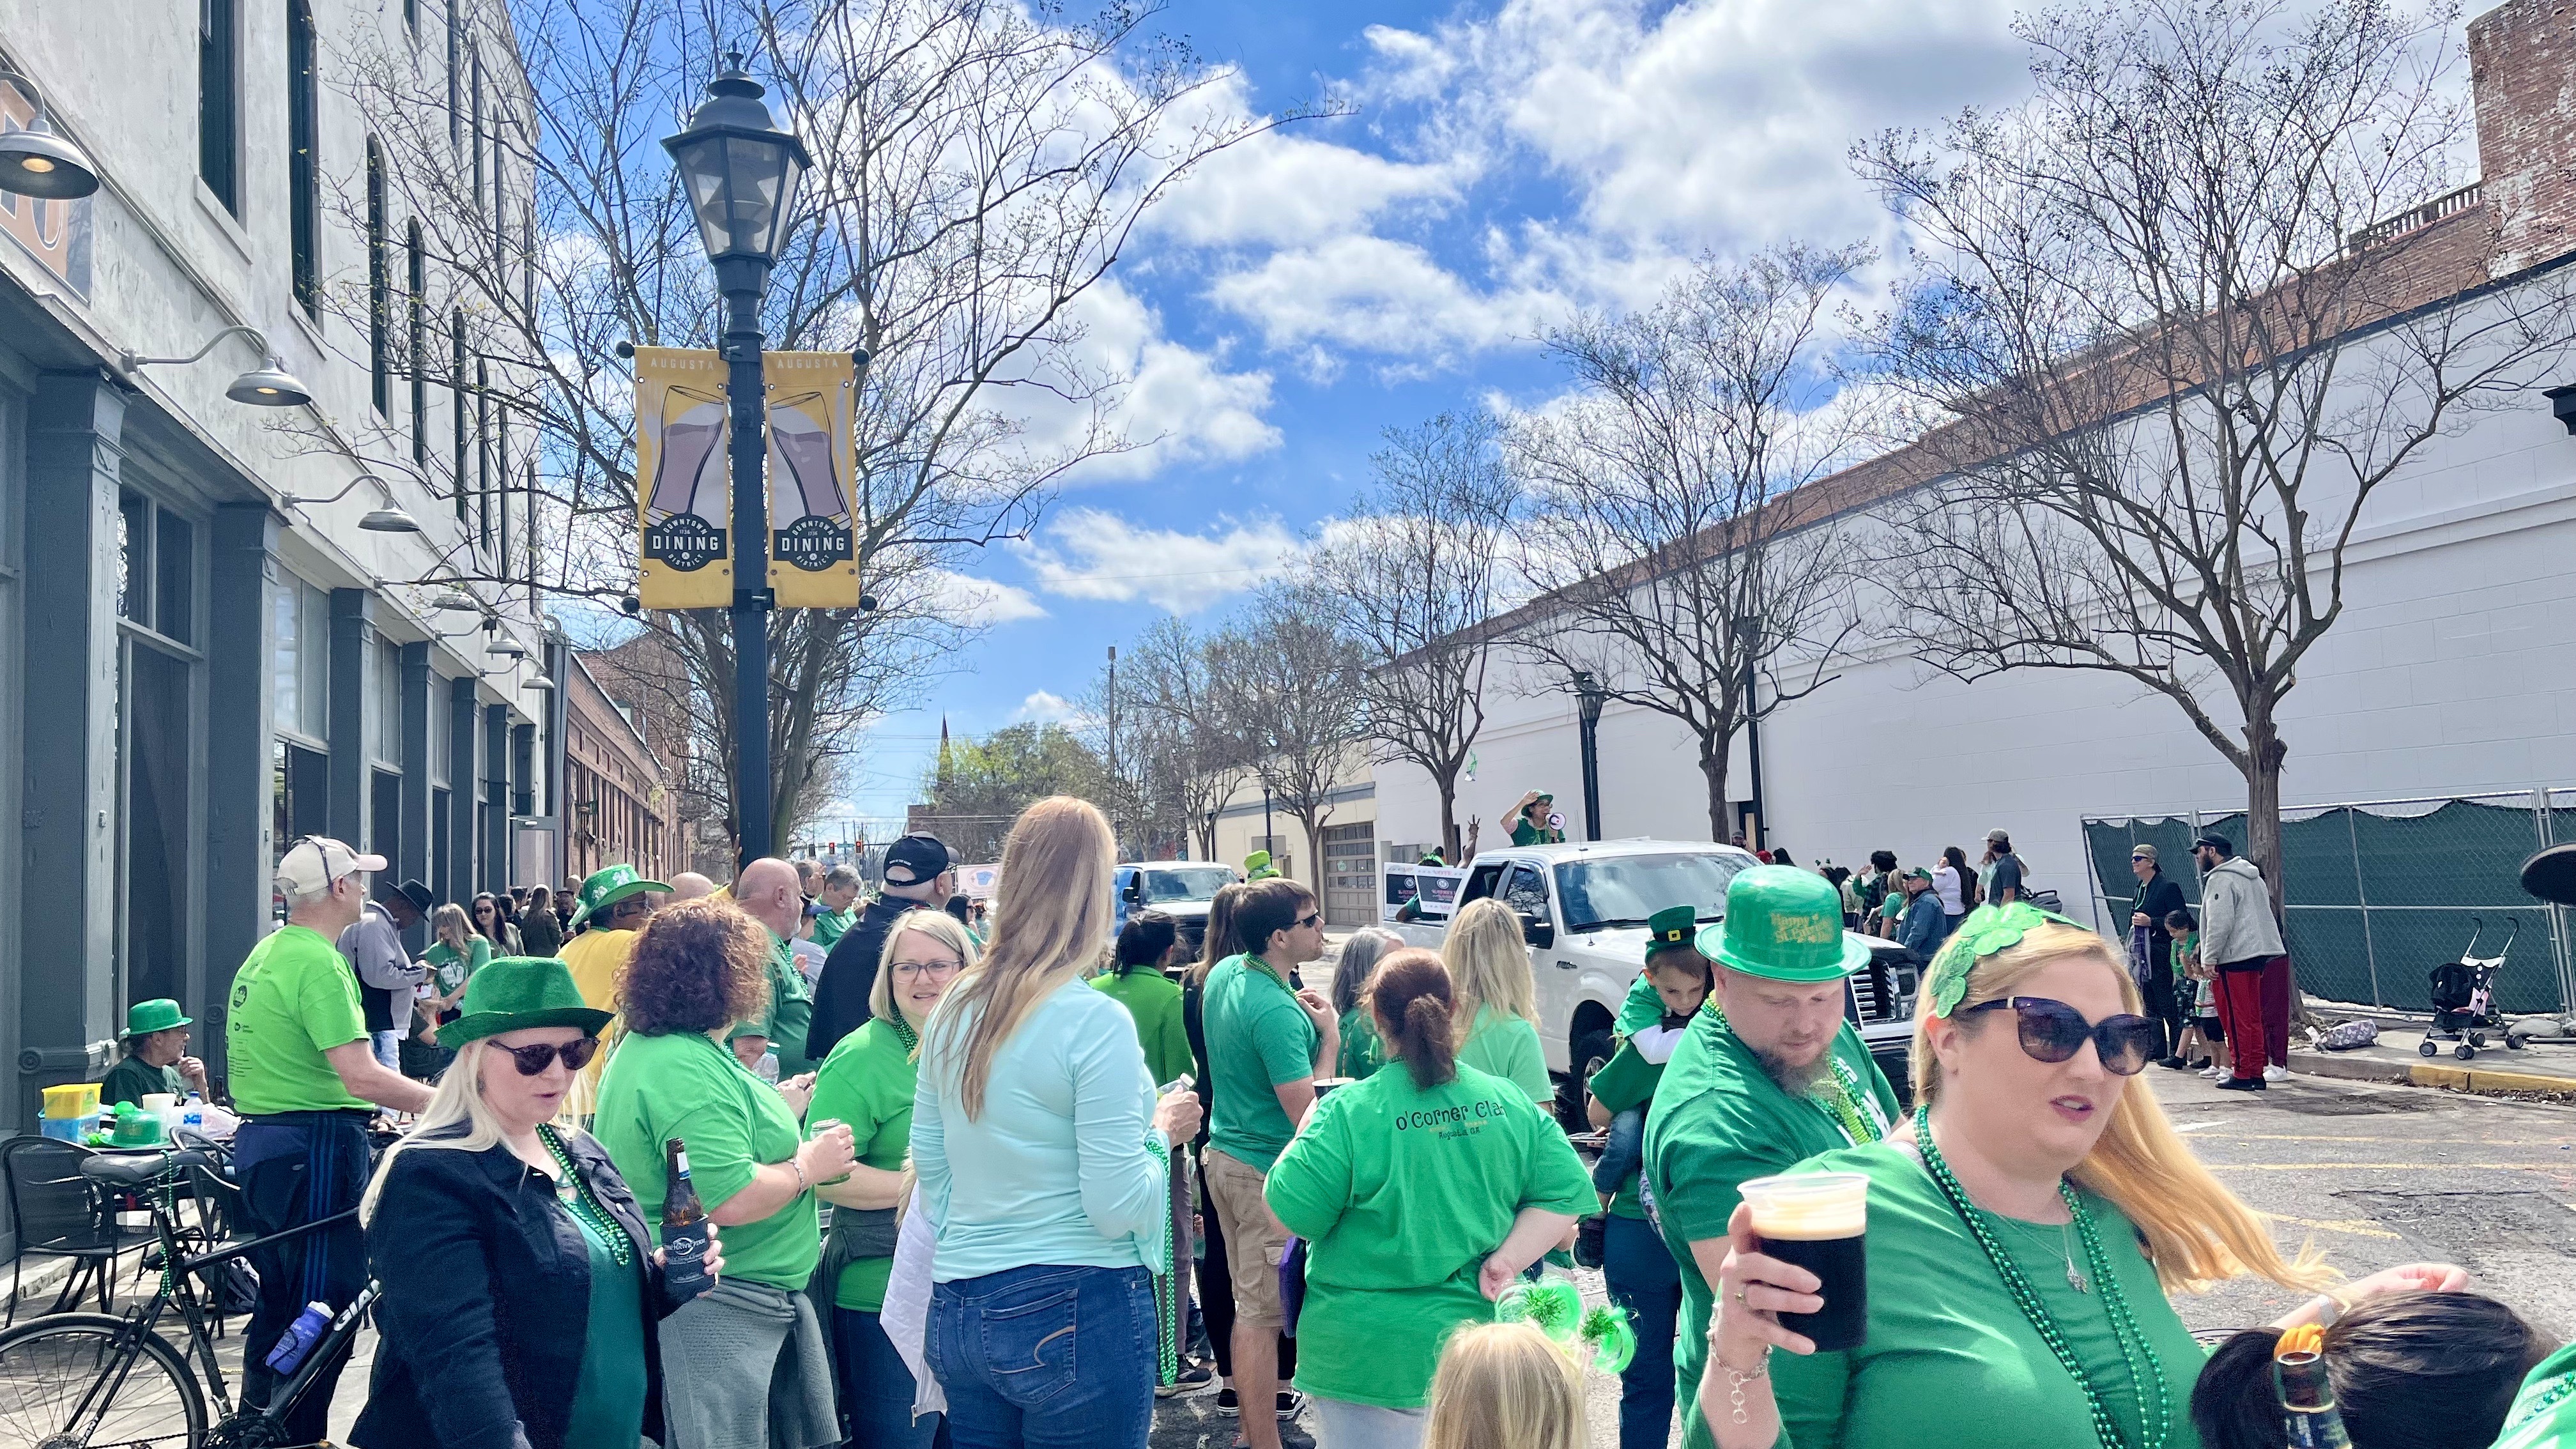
[661,1137,715,1306]
[2274,1325,2353,1449]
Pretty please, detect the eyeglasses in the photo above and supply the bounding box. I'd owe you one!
[890,958,962,980]
[1962,996,2161,1075]
[497,1038,600,1076]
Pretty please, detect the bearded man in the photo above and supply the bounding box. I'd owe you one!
[1642,866,1902,1449]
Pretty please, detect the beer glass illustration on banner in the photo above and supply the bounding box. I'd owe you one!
[763,351,860,608]
[633,343,737,610]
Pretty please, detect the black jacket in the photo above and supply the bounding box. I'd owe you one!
[2135,871,2188,966]
[353,1129,672,1449]
[806,894,914,1061]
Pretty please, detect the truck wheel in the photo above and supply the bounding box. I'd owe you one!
[1558,1028,1616,1135]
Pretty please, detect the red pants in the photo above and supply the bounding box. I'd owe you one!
[2214,958,2287,1080]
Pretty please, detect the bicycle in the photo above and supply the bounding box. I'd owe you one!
[0,1144,376,1449]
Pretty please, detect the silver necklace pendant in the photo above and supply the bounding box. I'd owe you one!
[2067,1262,2090,1294]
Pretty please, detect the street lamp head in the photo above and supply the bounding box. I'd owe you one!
[223,356,315,408]
[358,507,423,533]
[431,590,484,613]
[664,56,810,274]
[0,113,100,200]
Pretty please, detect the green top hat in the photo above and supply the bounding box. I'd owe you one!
[1245,850,1279,881]
[1698,865,1870,983]
[1644,905,1699,962]
[567,862,671,932]
[123,999,191,1038]
[440,958,614,1047]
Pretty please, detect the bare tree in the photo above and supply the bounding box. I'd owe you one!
[1305,411,1521,861]
[1119,617,1255,861]
[1209,589,1372,885]
[1853,0,2576,905]
[1509,245,1873,841]
[320,0,1299,856]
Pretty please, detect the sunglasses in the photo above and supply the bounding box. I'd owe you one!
[1296,912,1322,930]
[498,1038,599,1076]
[1963,996,2161,1075]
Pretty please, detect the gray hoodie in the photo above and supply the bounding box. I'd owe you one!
[2197,855,2285,967]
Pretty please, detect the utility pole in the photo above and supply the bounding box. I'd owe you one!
[1105,645,1119,855]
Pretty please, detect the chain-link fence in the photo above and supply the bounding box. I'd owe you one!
[2081,791,2576,1015]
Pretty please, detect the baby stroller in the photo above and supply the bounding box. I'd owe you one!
[2423,916,2522,1061]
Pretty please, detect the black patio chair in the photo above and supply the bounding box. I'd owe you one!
[1,1135,136,1326]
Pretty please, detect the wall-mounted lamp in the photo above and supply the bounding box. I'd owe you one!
[116,325,313,408]
[278,471,422,533]
[0,69,100,199]
[2545,384,2576,436]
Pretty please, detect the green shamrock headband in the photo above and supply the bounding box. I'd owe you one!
[1922,901,2085,1018]
[1496,1278,1637,1374]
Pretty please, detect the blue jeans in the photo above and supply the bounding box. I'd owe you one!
[1602,1213,1680,1449]
[834,1307,947,1449]
[1591,1106,1645,1195]
[926,1264,1156,1449]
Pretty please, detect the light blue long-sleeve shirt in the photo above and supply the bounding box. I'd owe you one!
[912,976,1172,1283]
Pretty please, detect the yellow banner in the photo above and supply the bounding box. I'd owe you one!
[764,351,861,608]
[634,347,733,610]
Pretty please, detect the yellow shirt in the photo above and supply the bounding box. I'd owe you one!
[560,927,638,1117]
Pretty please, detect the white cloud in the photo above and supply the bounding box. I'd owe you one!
[1002,280,1283,482]
[1151,105,1471,251]
[1206,233,1560,376]
[923,570,1049,627]
[1013,508,1303,614]
[1013,690,1080,724]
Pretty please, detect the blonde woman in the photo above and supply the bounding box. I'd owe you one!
[912,797,1205,1449]
[1703,905,2469,1449]
[353,957,717,1449]
[414,903,490,1050]
[807,908,976,1448]
[1423,1322,1588,1449]
[1442,897,1552,1105]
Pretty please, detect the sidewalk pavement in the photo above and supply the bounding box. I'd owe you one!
[2294,1023,2576,1098]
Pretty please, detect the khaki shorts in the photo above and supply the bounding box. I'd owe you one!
[1204,1147,1292,1330]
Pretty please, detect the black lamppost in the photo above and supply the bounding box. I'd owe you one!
[666,55,809,868]
[1733,613,1766,850]
[1572,671,1607,842]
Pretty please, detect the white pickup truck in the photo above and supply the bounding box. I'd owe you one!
[1388,839,1920,1127]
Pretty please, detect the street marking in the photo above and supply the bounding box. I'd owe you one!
[2173,1122,2218,1133]
[2211,1162,2547,1172]
[2257,1212,2402,1240]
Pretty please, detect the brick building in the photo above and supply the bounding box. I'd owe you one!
[564,652,673,882]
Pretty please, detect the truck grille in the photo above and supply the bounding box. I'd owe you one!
[1848,961,1913,1022]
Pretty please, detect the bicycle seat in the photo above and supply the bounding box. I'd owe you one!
[81,1149,215,1188]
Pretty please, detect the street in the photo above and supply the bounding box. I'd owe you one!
[1141,1066,2576,1449]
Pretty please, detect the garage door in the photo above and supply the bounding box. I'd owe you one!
[1323,821,1377,927]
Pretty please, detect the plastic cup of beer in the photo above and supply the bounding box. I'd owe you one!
[1738,1171,1869,1351]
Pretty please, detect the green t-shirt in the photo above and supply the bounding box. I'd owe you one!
[1643,1011,1900,1449]
[1616,970,1664,1037]
[752,931,818,1078]
[812,907,854,949]
[1457,1004,1551,1106]
[1204,955,1319,1172]
[1091,967,1195,1088]
[424,937,491,997]
[225,924,372,1115]
[804,1016,917,1312]
[99,1054,185,1108]
[594,1029,818,1291]
[1337,1006,1386,1081]
[1770,1141,2207,1449]
[558,1197,648,1449]
[1266,1061,1595,1409]
[2494,1341,2576,1449]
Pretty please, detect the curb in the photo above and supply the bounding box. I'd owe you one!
[2290,1050,2576,1098]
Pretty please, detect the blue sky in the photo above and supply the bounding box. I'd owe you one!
[834,0,2043,825]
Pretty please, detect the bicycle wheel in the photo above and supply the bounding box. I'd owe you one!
[0,1311,206,1449]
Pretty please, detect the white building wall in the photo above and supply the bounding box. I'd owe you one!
[1377,310,2576,931]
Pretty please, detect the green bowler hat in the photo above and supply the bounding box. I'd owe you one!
[1644,905,1699,962]
[123,999,192,1038]
[566,862,671,932]
[1699,865,1871,983]
[440,958,613,1047]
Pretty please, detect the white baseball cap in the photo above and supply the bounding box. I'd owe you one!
[274,836,387,896]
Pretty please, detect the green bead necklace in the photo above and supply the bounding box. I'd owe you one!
[1912,1105,2170,1449]
[886,1012,919,1055]
[540,1124,634,1268]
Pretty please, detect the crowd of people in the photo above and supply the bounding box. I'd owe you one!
[158,806,2575,1449]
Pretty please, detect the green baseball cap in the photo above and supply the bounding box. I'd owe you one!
[123,999,192,1038]
[566,862,671,932]
[439,957,614,1047]
[1698,865,1871,983]
[1644,905,1699,962]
